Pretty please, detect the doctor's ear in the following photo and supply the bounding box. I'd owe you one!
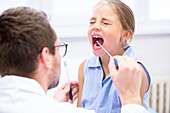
[38,47,52,69]
[121,31,132,41]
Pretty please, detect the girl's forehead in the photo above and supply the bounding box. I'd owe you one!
[95,1,116,9]
[93,1,116,15]
[92,2,119,21]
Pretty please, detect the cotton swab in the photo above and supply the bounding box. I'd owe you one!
[96,41,119,68]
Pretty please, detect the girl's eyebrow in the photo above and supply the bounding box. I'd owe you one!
[102,17,115,22]
[90,17,96,21]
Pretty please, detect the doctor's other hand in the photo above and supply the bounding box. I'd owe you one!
[108,56,143,105]
[53,81,79,104]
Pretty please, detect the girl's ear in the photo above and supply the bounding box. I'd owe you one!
[121,31,132,41]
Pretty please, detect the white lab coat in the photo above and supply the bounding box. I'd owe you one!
[0,76,94,113]
[0,75,149,113]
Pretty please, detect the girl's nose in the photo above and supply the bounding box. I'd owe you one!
[92,22,101,31]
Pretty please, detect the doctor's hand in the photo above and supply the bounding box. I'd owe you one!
[108,56,143,105]
[53,81,79,104]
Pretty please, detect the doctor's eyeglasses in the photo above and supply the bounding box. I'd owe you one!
[53,42,68,57]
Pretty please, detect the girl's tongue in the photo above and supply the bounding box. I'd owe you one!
[93,36,104,46]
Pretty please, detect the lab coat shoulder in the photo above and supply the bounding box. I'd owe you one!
[121,104,149,113]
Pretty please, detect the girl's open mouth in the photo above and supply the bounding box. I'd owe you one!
[92,35,104,48]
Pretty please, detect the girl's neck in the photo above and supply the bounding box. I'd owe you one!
[99,56,110,80]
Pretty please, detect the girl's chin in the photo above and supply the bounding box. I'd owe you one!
[93,50,110,58]
[92,50,101,56]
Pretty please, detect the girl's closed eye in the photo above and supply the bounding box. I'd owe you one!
[89,18,96,25]
[90,21,95,25]
[103,21,112,25]
[103,22,111,25]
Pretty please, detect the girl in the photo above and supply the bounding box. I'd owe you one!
[77,0,151,113]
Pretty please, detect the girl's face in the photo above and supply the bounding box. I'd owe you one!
[88,1,124,57]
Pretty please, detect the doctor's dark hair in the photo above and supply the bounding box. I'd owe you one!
[0,7,56,76]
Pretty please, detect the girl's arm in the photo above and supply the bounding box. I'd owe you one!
[139,64,149,102]
[77,60,86,107]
